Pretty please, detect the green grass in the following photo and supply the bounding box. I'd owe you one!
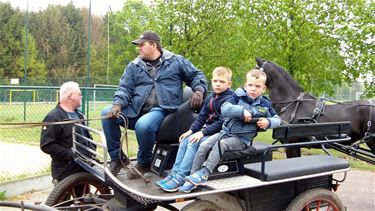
[0,166,50,183]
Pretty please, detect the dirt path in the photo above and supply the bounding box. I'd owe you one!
[0,141,50,177]
[336,169,375,210]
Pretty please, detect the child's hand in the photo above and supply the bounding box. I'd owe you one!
[179,130,193,142]
[257,118,269,129]
[243,109,252,122]
[189,131,204,143]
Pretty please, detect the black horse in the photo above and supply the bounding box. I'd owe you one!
[256,58,375,159]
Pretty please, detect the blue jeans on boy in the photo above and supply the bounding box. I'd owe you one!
[171,135,208,180]
[101,106,169,166]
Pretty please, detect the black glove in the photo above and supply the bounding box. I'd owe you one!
[108,105,121,118]
[190,91,204,110]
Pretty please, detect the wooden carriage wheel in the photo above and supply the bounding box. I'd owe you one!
[45,172,111,208]
[285,188,345,211]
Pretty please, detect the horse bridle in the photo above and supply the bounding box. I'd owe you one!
[271,92,316,123]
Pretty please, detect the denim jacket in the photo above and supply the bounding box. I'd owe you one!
[113,49,208,118]
[189,89,233,136]
[221,88,281,145]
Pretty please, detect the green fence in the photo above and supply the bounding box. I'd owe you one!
[0,85,139,183]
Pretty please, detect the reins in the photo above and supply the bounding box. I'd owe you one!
[0,116,110,129]
[118,114,150,183]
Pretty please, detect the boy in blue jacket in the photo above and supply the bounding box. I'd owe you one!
[185,68,281,190]
[157,67,233,192]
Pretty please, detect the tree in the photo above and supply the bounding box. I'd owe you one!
[0,2,23,82]
[237,0,374,96]
[105,0,152,85]
[29,3,86,85]
[150,0,244,85]
[0,2,45,85]
[16,29,47,85]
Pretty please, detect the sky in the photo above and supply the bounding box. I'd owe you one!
[1,0,128,16]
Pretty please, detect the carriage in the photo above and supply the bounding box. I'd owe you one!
[39,87,358,211]
[2,59,373,211]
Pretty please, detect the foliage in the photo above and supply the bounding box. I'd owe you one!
[150,0,249,88]
[0,3,25,82]
[0,190,5,201]
[0,0,373,96]
[28,3,86,85]
[104,0,152,85]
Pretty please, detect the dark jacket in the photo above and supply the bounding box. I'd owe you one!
[113,49,208,117]
[40,105,93,181]
[190,89,233,136]
[221,88,281,145]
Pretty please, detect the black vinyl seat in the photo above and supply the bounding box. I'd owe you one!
[209,141,274,179]
[221,142,274,163]
[244,155,350,181]
[157,87,198,144]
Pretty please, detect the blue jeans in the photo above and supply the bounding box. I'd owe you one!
[171,135,208,179]
[101,106,169,165]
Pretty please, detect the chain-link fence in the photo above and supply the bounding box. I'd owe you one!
[0,85,139,183]
[0,83,372,183]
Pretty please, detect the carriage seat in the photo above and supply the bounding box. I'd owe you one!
[221,142,273,161]
[157,87,200,144]
[244,155,350,181]
[209,142,275,179]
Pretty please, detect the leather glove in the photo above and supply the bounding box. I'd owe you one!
[108,105,121,118]
[190,91,204,110]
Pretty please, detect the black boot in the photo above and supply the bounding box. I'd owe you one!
[109,160,122,176]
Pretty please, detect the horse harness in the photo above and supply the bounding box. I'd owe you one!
[273,92,320,123]
[274,93,375,141]
[364,99,375,140]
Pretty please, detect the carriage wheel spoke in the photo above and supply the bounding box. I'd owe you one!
[94,189,100,194]
[316,200,321,211]
[82,184,89,194]
[71,187,77,198]
[304,204,311,211]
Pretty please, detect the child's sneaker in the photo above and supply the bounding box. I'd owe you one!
[159,176,184,192]
[155,174,174,187]
[185,168,209,186]
[179,181,197,193]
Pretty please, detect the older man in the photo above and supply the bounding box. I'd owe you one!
[40,81,92,185]
[101,30,208,177]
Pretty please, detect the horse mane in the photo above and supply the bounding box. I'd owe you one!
[263,61,303,92]
[256,58,317,102]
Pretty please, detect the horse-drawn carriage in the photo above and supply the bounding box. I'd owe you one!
[44,86,360,211]
[1,59,373,211]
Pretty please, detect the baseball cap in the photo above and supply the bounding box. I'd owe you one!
[132,31,161,45]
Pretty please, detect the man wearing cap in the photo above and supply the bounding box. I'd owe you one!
[101,30,208,178]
